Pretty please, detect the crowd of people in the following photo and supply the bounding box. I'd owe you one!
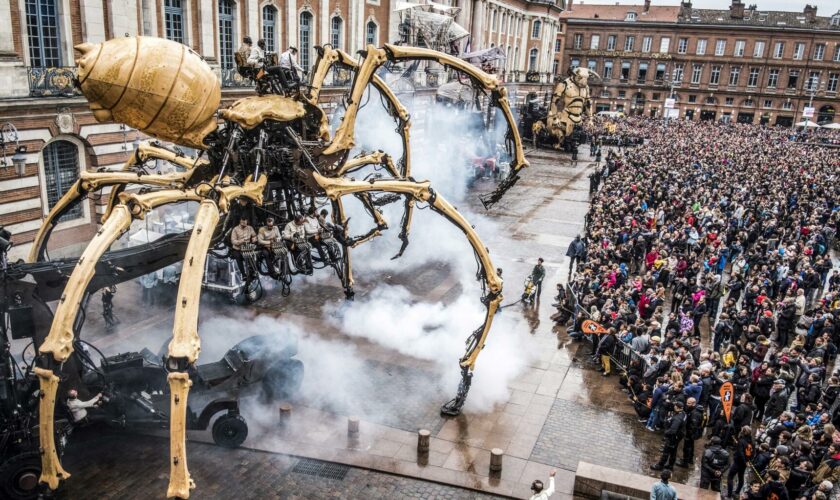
[562,118,840,499]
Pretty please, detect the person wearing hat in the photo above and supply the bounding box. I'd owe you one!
[699,436,729,491]
[765,379,790,422]
[279,45,304,84]
[531,257,546,299]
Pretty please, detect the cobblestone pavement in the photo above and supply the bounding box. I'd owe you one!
[59,428,504,500]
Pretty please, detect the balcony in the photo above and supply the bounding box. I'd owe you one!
[28,67,82,97]
[220,67,255,88]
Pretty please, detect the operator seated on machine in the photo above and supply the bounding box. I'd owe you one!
[257,217,283,267]
[304,206,330,263]
[316,208,342,262]
[282,214,312,274]
[230,216,257,278]
[275,46,304,91]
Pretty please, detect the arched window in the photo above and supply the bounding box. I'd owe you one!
[26,0,62,67]
[262,6,277,52]
[528,48,538,71]
[164,0,185,44]
[299,11,312,71]
[366,21,377,46]
[43,140,82,221]
[331,16,342,49]
[218,0,236,68]
[531,20,541,39]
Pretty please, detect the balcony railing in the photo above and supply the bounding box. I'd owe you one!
[28,67,82,97]
[220,67,255,88]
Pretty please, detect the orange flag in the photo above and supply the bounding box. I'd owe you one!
[720,381,734,423]
[582,320,608,335]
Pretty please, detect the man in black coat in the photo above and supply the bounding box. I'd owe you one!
[765,379,790,422]
[652,401,687,471]
[566,235,585,278]
[700,436,730,491]
[676,397,704,467]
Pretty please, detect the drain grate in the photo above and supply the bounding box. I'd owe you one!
[291,459,350,480]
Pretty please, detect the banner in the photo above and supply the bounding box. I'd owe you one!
[803,107,815,118]
[720,381,734,423]
[582,319,607,335]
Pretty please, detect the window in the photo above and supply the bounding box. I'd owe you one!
[696,39,707,55]
[833,13,840,26]
[491,10,497,31]
[25,0,62,67]
[607,35,617,51]
[299,11,312,71]
[625,11,636,21]
[773,41,784,58]
[734,40,745,56]
[715,39,726,56]
[753,41,765,58]
[828,73,839,92]
[768,68,779,88]
[262,6,276,52]
[588,59,597,73]
[555,39,562,52]
[603,60,613,80]
[618,90,626,98]
[531,20,541,39]
[500,13,505,34]
[748,68,759,87]
[570,58,580,69]
[366,21,377,46]
[164,0,185,44]
[330,16,342,49]
[691,64,702,84]
[528,48,538,71]
[621,61,630,80]
[788,69,799,89]
[637,62,648,82]
[678,38,688,54]
[725,97,734,105]
[673,63,684,82]
[806,71,819,91]
[624,36,635,51]
[573,33,583,49]
[552,59,558,75]
[782,101,792,110]
[655,63,665,80]
[729,66,740,86]
[688,94,697,103]
[218,0,235,69]
[659,37,670,53]
[813,44,825,60]
[709,65,721,85]
[763,99,772,108]
[590,35,600,50]
[835,46,840,62]
[43,141,82,221]
[793,42,804,60]
[642,36,652,53]
[743,99,754,107]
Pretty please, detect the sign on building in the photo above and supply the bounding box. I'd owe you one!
[803,107,815,118]
[664,98,676,109]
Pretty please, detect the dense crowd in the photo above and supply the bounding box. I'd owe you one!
[563,119,840,499]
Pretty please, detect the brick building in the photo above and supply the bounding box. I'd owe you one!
[556,0,840,125]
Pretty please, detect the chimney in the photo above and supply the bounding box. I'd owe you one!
[803,4,817,23]
[729,0,745,19]
[679,0,692,18]
[643,0,651,13]
[566,0,573,11]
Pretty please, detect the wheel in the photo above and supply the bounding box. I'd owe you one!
[211,413,248,448]
[233,278,263,305]
[0,452,41,500]
[261,359,304,401]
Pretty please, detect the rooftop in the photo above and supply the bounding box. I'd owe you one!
[560,3,681,22]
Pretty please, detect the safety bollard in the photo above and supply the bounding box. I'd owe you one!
[278,402,292,426]
[348,416,360,438]
[489,448,503,473]
[417,429,431,453]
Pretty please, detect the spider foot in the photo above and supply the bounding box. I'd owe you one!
[440,367,473,417]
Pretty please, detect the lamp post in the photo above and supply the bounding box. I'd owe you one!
[798,77,821,127]
[1,123,27,176]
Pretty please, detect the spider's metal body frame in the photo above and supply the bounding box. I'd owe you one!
[33,37,528,498]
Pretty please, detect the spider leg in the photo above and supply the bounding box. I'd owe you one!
[165,177,265,499]
[331,196,355,299]
[312,172,502,415]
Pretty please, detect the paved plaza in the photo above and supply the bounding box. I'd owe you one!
[62,145,710,498]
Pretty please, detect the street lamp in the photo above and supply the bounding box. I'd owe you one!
[1,122,27,176]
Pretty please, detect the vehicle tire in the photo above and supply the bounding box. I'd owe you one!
[233,278,263,305]
[262,359,304,401]
[0,451,41,500]
[211,413,248,448]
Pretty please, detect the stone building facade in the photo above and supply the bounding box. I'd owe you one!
[556,0,840,125]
